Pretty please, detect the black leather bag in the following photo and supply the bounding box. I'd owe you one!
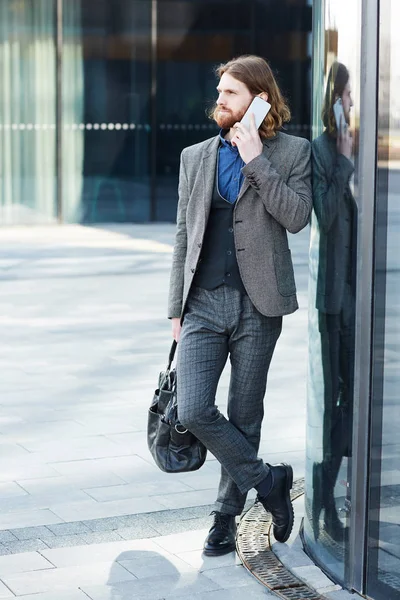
[147,340,207,473]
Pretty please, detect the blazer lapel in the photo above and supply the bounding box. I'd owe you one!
[237,134,279,202]
[201,136,219,219]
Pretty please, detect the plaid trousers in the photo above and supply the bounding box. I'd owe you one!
[177,284,282,516]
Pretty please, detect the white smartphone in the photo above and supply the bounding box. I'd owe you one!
[333,98,347,131]
[240,96,271,130]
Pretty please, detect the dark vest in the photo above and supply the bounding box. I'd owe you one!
[193,169,246,294]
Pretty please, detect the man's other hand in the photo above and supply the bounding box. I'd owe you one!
[172,318,182,342]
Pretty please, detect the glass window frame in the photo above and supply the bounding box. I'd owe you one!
[303,0,381,594]
[366,0,400,596]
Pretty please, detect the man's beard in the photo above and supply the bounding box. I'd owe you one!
[214,105,246,129]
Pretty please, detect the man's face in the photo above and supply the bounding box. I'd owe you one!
[214,72,254,129]
[341,81,353,124]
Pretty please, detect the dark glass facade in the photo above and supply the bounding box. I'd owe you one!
[0,0,312,225]
[305,1,400,599]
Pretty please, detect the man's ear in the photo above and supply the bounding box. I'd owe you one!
[258,92,269,102]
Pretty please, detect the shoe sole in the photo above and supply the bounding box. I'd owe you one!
[276,463,294,544]
[202,543,236,557]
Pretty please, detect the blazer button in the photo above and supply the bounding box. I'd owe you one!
[198,242,202,248]
[191,268,195,273]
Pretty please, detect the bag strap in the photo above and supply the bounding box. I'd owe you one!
[167,340,177,371]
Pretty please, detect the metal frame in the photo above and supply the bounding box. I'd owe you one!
[364,0,400,597]
[349,0,379,593]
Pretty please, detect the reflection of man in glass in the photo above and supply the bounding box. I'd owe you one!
[311,62,356,541]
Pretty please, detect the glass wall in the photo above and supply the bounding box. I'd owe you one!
[62,0,152,222]
[0,0,57,224]
[155,0,312,220]
[306,1,400,599]
[305,0,361,586]
[367,0,400,597]
[0,0,312,225]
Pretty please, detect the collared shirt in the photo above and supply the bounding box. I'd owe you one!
[218,129,245,204]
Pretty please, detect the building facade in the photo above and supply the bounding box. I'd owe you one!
[1,2,398,599]
[0,0,311,224]
[304,0,400,599]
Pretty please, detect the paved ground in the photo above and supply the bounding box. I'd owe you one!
[0,223,311,598]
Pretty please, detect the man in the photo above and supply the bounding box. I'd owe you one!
[168,55,312,556]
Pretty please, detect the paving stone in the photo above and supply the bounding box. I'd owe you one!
[14,591,89,600]
[152,488,218,510]
[0,551,55,575]
[81,571,220,600]
[39,538,160,568]
[119,552,197,579]
[0,481,28,499]
[83,480,193,502]
[177,549,242,571]
[0,532,17,544]
[152,529,210,554]
[79,531,124,545]
[112,524,159,541]
[50,496,165,522]
[0,580,14,598]
[81,516,131,532]
[3,538,50,554]
[0,545,12,556]
[325,590,357,600]
[0,509,63,531]
[1,560,136,596]
[40,535,88,549]
[202,564,256,589]
[9,525,55,541]
[186,585,275,599]
[137,505,215,526]
[46,522,92,536]
[151,516,212,536]
[291,565,338,592]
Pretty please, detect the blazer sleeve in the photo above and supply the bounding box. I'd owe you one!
[241,138,312,234]
[167,150,189,319]
[312,141,355,233]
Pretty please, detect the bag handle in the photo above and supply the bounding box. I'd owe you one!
[167,340,177,371]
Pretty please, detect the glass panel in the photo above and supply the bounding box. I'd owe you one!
[304,0,361,585]
[367,0,400,597]
[0,0,57,224]
[62,0,151,223]
[155,0,312,221]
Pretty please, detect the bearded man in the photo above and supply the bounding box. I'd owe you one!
[168,55,312,556]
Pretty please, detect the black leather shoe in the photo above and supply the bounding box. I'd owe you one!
[203,511,237,556]
[257,463,294,543]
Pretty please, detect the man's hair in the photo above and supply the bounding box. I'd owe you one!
[322,62,350,135]
[211,55,291,139]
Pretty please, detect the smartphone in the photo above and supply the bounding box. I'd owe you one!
[240,96,271,130]
[333,98,347,131]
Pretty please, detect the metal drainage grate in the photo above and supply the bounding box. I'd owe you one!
[237,478,326,600]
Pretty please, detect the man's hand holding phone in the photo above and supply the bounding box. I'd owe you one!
[231,96,270,164]
[231,113,263,164]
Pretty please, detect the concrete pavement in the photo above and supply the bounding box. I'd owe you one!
[0,223,311,598]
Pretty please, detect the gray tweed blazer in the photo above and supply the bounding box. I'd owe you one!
[168,131,312,319]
